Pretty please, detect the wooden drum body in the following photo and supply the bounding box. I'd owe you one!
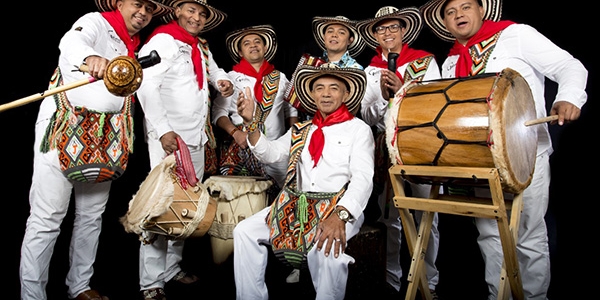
[385,68,537,193]
[120,155,217,243]
[204,175,272,264]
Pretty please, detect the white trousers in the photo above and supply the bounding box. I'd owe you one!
[233,206,364,300]
[138,136,204,290]
[377,181,440,291]
[475,152,551,300]
[20,117,111,299]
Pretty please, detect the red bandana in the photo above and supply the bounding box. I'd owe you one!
[369,44,433,84]
[232,58,275,105]
[308,104,354,167]
[448,20,516,77]
[147,20,204,89]
[101,10,140,58]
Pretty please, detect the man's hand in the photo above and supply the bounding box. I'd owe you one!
[315,212,347,258]
[218,80,234,97]
[82,55,110,79]
[379,69,401,100]
[232,130,248,148]
[159,131,180,155]
[550,101,581,126]
[236,87,255,124]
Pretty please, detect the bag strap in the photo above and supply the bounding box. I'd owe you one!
[174,137,199,189]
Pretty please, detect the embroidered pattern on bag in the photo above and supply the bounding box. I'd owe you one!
[40,67,134,183]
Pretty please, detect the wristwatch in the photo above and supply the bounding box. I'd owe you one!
[336,208,351,223]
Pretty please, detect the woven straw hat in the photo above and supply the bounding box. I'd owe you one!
[94,0,173,18]
[420,0,503,42]
[356,6,423,50]
[225,24,277,63]
[160,0,227,32]
[312,16,366,57]
[294,63,366,115]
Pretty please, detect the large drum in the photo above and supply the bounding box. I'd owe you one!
[204,175,272,264]
[384,68,537,194]
[120,154,217,243]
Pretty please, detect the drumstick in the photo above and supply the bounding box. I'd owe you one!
[524,115,559,126]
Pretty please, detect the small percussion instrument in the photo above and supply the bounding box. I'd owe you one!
[204,175,272,264]
[283,53,325,111]
[120,154,217,243]
[384,68,537,194]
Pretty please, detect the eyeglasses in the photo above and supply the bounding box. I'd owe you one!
[374,24,401,34]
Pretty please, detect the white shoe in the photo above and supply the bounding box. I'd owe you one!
[286,268,300,283]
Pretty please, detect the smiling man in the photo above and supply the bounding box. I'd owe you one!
[233,63,374,300]
[212,24,297,198]
[134,0,233,299]
[356,5,442,297]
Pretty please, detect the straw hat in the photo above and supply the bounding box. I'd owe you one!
[312,16,366,57]
[420,0,503,42]
[225,25,277,63]
[94,0,173,18]
[294,63,366,115]
[160,0,227,32]
[356,6,423,50]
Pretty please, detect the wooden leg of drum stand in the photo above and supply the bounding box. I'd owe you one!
[498,192,524,300]
[389,165,524,300]
[389,177,435,300]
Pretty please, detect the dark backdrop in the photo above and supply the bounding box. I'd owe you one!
[5,1,595,299]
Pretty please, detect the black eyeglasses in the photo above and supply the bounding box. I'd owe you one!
[374,24,401,34]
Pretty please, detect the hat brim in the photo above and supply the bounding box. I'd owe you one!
[225,25,277,63]
[294,65,366,115]
[420,0,502,42]
[95,0,173,18]
[356,7,423,50]
[160,0,227,31]
[311,17,366,58]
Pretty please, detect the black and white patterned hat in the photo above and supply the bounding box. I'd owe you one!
[420,0,503,42]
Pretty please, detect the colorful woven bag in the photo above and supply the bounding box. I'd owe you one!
[40,67,134,183]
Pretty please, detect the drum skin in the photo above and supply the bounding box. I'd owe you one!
[387,68,537,193]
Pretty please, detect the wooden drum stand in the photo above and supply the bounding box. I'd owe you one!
[388,165,524,300]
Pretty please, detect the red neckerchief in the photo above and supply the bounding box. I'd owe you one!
[232,58,275,106]
[369,44,433,84]
[147,20,204,89]
[308,103,354,168]
[448,20,516,77]
[101,10,140,58]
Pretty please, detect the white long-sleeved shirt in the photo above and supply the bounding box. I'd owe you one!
[441,24,588,156]
[248,117,375,220]
[136,32,232,147]
[38,12,131,120]
[361,54,441,132]
[212,70,297,140]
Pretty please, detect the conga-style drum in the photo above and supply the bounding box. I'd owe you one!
[204,175,272,264]
[120,154,217,243]
[384,68,537,193]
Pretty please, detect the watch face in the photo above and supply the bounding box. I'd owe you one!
[338,209,349,221]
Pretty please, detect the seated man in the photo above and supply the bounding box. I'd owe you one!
[233,63,374,300]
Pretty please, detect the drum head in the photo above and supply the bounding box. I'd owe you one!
[489,68,537,193]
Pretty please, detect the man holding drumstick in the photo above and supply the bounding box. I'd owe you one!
[420,0,588,298]
[135,0,233,299]
[19,1,172,299]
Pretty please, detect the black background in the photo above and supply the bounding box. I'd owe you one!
[5,1,595,299]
